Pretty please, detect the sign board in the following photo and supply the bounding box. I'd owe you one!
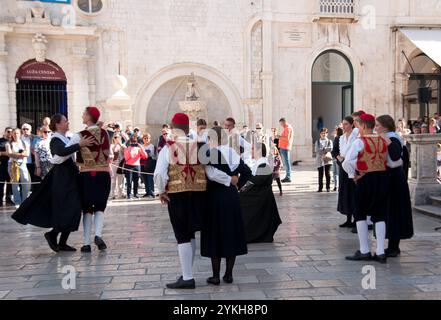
[279,23,312,48]
[16,59,67,82]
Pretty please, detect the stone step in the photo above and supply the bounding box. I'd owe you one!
[430,196,441,206]
[414,205,441,219]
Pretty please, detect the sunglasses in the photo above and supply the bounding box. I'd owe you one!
[6,131,12,134]
[43,131,51,134]
[22,128,30,131]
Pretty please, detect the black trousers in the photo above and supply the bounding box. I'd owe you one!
[27,163,41,192]
[318,165,332,191]
[0,165,12,203]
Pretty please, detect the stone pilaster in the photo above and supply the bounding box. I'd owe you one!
[0,29,10,130]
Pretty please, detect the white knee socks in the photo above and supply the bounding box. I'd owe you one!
[191,239,196,266]
[356,221,370,254]
[94,211,104,238]
[178,243,194,281]
[83,213,93,246]
[375,222,386,256]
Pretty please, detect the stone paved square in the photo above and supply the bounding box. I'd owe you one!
[1,166,440,300]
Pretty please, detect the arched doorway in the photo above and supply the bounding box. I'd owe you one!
[16,59,68,132]
[311,50,354,142]
[403,53,441,121]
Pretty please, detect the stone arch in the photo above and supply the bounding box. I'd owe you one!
[134,63,244,127]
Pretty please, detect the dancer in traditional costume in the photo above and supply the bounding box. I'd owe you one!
[202,126,251,285]
[12,114,95,252]
[336,116,358,228]
[375,115,414,258]
[343,114,390,263]
[69,107,112,253]
[240,143,282,243]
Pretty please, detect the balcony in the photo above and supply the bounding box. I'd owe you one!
[313,0,358,23]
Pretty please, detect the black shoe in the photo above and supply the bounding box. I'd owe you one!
[317,189,323,193]
[81,245,92,253]
[94,236,107,251]
[6,199,14,205]
[327,189,331,193]
[281,178,292,183]
[207,277,221,286]
[44,232,59,253]
[385,248,401,258]
[339,221,352,228]
[166,276,196,289]
[58,244,77,252]
[351,227,358,234]
[333,187,338,192]
[372,254,387,264]
[346,250,372,261]
[223,275,234,284]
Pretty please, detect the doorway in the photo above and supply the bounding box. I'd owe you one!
[312,50,354,143]
[16,59,68,132]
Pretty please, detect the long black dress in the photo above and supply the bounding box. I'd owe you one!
[201,149,250,258]
[240,164,282,243]
[12,138,82,232]
[334,137,356,219]
[386,137,414,240]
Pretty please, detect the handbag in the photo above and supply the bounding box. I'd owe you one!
[321,140,333,162]
[11,161,21,183]
[116,159,125,175]
[323,152,333,162]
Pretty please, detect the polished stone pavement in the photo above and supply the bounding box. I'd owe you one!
[1,166,441,300]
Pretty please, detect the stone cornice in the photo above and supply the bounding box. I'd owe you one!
[3,23,98,39]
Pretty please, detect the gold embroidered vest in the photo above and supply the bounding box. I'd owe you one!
[76,127,111,171]
[356,135,388,174]
[166,140,207,194]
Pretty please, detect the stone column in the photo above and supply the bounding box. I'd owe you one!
[261,0,273,130]
[406,134,441,205]
[70,43,91,132]
[0,28,11,130]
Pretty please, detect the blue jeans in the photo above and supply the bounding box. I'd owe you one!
[142,174,155,196]
[280,148,292,180]
[125,165,140,197]
[8,163,30,205]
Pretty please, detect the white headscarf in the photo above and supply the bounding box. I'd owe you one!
[217,144,241,172]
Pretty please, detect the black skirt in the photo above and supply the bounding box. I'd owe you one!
[354,171,389,223]
[386,167,414,240]
[201,182,248,258]
[79,172,111,213]
[337,166,356,217]
[12,160,82,233]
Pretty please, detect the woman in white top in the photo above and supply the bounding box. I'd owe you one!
[336,116,358,228]
[6,128,31,206]
[315,128,333,193]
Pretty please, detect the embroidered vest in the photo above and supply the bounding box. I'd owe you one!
[166,140,207,194]
[76,128,110,171]
[356,135,388,174]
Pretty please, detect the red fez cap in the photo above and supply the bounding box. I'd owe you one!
[171,113,189,126]
[357,110,366,115]
[86,106,101,122]
[360,113,376,122]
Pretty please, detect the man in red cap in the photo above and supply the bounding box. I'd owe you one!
[154,113,233,289]
[343,113,389,264]
[68,106,112,253]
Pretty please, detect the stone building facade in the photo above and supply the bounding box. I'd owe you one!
[0,0,440,160]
